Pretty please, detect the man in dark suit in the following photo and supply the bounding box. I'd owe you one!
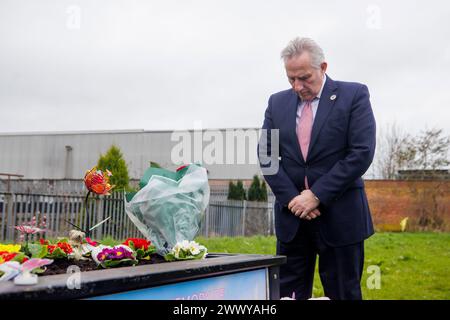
[258,37,376,300]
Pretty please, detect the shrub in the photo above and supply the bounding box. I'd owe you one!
[247,175,268,202]
[97,145,130,191]
[227,180,246,200]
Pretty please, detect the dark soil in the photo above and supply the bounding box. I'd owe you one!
[42,254,168,276]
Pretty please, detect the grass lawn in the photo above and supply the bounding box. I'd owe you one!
[195,232,450,300]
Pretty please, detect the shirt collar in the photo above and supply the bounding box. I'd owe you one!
[316,74,327,100]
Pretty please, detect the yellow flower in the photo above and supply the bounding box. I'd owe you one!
[400,217,409,232]
[0,244,21,253]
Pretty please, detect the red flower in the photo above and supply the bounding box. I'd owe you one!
[84,167,114,195]
[48,242,73,254]
[47,245,56,254]
[57,242,73,254]
[0,251,18,262]
[176,164,188,172]
[40,238,49,245]
[123,238,151,251]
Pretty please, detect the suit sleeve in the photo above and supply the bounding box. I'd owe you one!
[258,95,300,207]
[310,84,376,207]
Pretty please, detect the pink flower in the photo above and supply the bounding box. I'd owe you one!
[96,247,133,262]
[14,225,45,234]
[15,214,47,236]
[85,237,98,246]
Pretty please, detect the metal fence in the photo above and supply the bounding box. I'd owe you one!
[199,200,275,237]
[0,191,275,242]
[209,186,276,203]
[0,192,142,242]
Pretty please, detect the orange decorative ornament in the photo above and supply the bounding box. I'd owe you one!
[84,167,114,195]
[79,167,114,237]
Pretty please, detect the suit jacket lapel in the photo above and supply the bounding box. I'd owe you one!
[307,76,338,160]
[286,90,305,165]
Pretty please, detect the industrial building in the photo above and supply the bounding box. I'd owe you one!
[0,129,263,193]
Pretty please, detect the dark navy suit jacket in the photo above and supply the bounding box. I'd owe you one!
[259,76,376,247]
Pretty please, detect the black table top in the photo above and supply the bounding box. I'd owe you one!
[0,253,286,300]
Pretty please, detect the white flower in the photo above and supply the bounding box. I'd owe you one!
[170,240,207,259]
[180,240,190,250]
[173,245,181,259]
[190,244,200,255]
[171,242,183,258]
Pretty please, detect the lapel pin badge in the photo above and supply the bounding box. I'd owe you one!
[330,94,337,100]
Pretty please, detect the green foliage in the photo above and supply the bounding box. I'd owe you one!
[97,145,130,191]
[100,258,138,269]
[46,247,67,260]
[135,248,149,260]
[31,267,46,274]
[11,252,28,263]
[235,181,246,200]
[123,239,156,260]
[26,242,70,260]
[29,244,48,258]
[260,181,268,202]
[227,180,246,200]
[99,236,121,247]
[149,161,162,168]
[247,175,268,202]
[247,176,260,201]
[164,249,207,262]
[196,235,275,255]
[228,177,268,201]
[227,181,236,200]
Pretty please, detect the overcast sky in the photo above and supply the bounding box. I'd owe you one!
[0,0,449,136]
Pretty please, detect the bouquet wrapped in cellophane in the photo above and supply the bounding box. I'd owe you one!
[124,164,210,256]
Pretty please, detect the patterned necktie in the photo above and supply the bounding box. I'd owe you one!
[297,100,313,188]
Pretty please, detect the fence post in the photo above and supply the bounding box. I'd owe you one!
[95,198,104,239]
[271,201,275,235]
[5,194,14,241]
[205,205,210,237]
[242,200,247,237]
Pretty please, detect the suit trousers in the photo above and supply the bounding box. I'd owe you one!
[276,219,365,300]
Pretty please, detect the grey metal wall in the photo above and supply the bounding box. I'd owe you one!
[0,129,262,181]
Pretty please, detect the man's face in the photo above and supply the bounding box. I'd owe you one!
[285,52,327,101]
